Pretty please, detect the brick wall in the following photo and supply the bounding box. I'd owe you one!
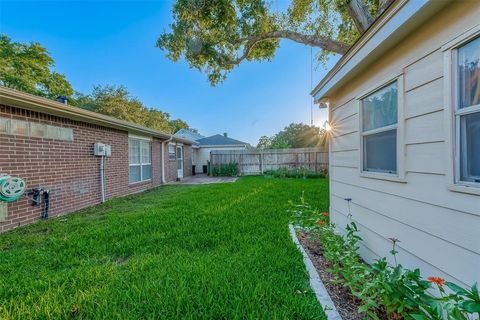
[183,145,193,177]
[0,104,190,232]
[163,143,193,182]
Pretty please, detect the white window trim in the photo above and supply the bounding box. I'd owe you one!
[443,26,480,195]
[128,133,152,141]
[168,143,176,161]
[128,138,152,184]
[357,74,406,183]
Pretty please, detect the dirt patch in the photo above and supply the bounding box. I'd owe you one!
[297,231,388,320]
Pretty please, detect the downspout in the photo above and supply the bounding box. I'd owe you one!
[161,137,173,184]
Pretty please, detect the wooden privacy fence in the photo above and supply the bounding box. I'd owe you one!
[210,147,328,176]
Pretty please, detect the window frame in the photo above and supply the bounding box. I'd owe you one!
[168,144,176,161]
[357,75,406,183]
[450,32,480,189]
[128,136,152,184]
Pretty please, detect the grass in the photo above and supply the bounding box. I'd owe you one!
[0,177,329,319]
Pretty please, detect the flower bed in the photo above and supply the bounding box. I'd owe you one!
[289,195,480,320]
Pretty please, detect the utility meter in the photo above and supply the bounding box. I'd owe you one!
[94,143,112,156]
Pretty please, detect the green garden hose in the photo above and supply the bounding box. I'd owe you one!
[0,175,26,202]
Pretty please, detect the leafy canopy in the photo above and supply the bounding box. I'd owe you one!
[257,123,327,149]
[157,0,383,85]
[0,34,196,134]
[0,34,74,99]
[76,85,193,134]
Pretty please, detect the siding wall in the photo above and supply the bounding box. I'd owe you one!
[327,1,480,287]
[0,103,192,232]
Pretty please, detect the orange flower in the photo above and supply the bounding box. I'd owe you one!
[316,220,325,226]
[427,277,446,286]
[321,212,329,217]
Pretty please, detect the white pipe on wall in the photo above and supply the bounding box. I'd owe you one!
[100,156,106,202]
[161,142,165,184]
[161,137,173,184]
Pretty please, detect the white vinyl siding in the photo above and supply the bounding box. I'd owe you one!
[327,1,480,288]
[129,138,152,183]
[455,36,480,185]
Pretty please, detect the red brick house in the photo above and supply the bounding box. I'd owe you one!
[0,87,194,232]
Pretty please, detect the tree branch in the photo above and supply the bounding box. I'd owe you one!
[222,30,350,66]
[347,0,374,34]
[377,0,395,17]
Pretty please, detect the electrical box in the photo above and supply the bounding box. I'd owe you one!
[93,143,112,157]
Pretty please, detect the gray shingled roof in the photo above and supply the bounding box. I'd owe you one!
[197,134,249,146]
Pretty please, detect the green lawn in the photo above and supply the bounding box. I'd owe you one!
[0,177,329,319]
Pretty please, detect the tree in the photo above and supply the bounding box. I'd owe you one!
[157,0,393,85]
[76,85,195,134]
[0,34,74,99]
[257,123,326,149]
[169,119,191,133]
[256,135,273,149]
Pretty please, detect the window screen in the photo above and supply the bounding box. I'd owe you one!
[128,138,152,183]
[362,81,398,174]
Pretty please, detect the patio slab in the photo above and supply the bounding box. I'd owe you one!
[169,174,238,185]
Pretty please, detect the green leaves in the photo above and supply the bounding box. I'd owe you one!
[75,85,193,134]
[256,123,327,149]
[0,34,74,99]
[292,196,480,320]
[157,0,376,85]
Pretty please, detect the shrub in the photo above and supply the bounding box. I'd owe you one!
[264,168,326,179]
[290,196,480,320]
[211,162,239,177]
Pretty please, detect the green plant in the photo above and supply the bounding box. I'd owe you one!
[290,196,480,320]
[211,162,239,176]
[265,168,326,179]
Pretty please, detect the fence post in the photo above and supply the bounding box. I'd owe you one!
[259,151,263,174]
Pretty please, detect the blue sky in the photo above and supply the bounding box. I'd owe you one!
[0,0,337,145]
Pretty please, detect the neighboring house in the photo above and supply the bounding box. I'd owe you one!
[0,86,194,233]
[174,130,250,174]
[312,0,479,287]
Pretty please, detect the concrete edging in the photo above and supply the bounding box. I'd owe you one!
[289,224,342,320]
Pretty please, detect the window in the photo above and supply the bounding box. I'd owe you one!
[176,146,183,170]
[361,81,398,174]
[455,36,480,185]
[168,144,176,160]
[129,138,152,183]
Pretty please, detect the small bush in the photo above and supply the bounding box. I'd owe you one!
[264,168,326,179]
[211,162,239,177]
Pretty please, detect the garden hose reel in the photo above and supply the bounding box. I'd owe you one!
[0,174,27,203]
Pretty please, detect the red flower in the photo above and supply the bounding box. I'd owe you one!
[321,212,329,217]
[316,220,325,226]
[427,277,446,286]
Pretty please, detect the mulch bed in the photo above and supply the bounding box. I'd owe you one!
[297,230,389,320]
